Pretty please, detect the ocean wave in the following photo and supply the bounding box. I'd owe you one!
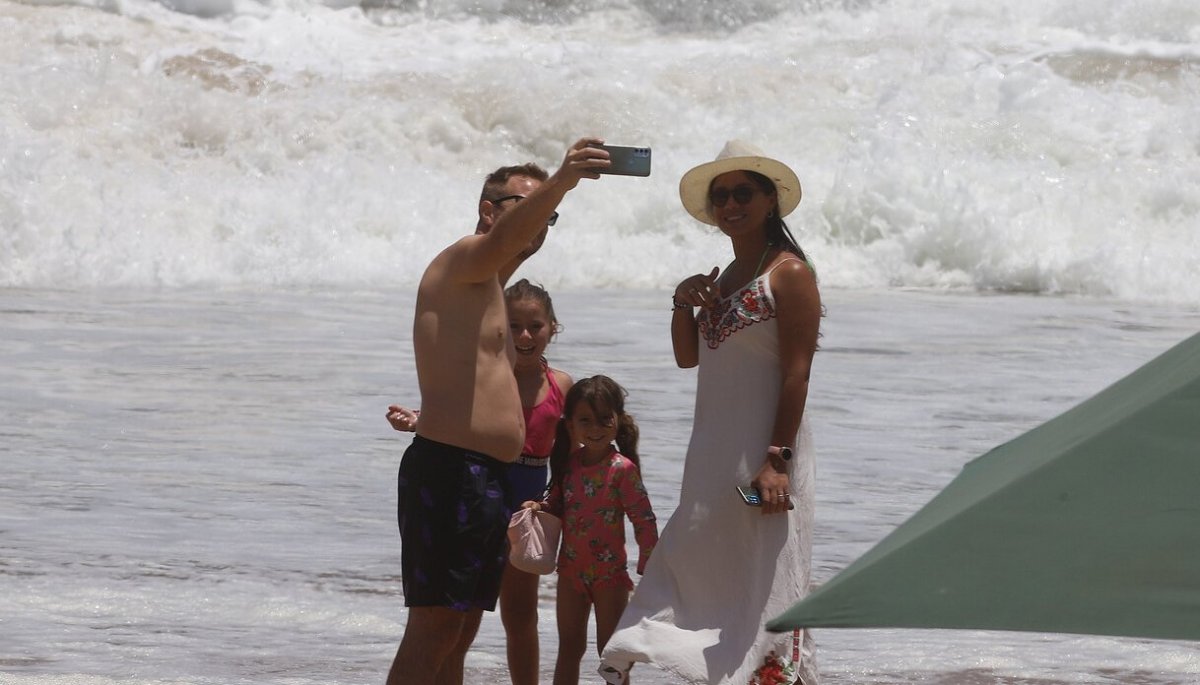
[2,0,1198,302]
[16,0,877,27]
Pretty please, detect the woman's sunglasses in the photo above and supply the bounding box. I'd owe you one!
[708,184,759,208]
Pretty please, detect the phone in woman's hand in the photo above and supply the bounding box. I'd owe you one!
[736,485,763,506]
[737,485,795,510]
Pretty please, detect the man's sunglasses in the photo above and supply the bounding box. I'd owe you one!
[708,184,760,208]
[491,195,559,227]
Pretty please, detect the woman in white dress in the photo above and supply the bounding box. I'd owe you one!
[600,141,821,685]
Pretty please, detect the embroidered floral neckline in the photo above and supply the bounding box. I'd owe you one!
[698,272,777,349]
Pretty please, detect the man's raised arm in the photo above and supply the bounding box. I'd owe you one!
[444,137,611,284]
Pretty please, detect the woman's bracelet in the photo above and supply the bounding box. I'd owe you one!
[671,295,691,311]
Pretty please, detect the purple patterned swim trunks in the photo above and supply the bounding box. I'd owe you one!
[396,435,511,611]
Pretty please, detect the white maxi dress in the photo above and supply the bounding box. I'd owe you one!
[601,261,819,685]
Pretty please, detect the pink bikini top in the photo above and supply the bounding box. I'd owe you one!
[522,360,565,460]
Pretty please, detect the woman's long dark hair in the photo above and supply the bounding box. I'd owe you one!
[739,170,825,331]
[743,170,810,267]
[547,375,640,491]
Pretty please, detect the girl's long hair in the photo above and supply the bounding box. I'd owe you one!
[547,375,640,491]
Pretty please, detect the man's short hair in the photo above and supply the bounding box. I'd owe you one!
[480,163,549,202]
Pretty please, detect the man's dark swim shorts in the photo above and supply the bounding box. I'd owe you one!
[397,435,511,612]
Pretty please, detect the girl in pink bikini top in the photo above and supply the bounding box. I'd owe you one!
[508,279,573,471]
[521,359,566,462]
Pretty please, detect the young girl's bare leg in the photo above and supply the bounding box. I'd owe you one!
[500,563,541,685]
[551,579,592,685]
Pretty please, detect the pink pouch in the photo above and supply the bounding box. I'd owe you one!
[507,508,561,575]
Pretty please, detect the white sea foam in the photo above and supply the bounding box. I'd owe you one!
[1,0,1197,301]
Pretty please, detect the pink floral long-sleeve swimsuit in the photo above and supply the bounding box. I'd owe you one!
[545,447,658,597]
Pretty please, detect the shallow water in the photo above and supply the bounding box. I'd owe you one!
[3,287,1200,684]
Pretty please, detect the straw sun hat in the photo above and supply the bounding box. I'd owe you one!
[678,140,802,226]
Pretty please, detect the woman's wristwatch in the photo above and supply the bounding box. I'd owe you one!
[767,445,792,472]
[767,445,793,461]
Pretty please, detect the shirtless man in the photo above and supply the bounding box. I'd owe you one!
[387,138,610,685]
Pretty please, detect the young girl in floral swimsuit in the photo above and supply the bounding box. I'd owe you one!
[523,374,658,685]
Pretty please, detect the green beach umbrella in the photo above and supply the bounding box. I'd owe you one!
[768,331,1200,640]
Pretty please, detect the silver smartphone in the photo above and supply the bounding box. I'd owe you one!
[596,144,651,177]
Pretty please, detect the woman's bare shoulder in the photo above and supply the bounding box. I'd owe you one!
[770,255,818,292]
